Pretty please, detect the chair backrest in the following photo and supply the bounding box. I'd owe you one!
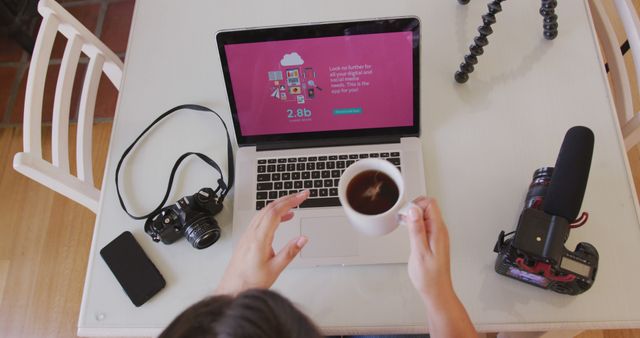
[590,0,640,151]
[12,0,124,213]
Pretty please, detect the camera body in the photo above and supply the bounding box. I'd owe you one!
[144,188,223,249]
[493,168,599,295]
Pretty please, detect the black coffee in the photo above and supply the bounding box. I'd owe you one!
[346,170,399,215]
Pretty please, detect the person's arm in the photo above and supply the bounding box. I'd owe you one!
[404,197,476,338]
[216,190,310,295]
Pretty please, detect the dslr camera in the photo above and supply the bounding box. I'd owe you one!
[144,188,223,249]
[493,127,599,295]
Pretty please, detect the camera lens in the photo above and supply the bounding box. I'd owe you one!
[525,167,554,209]
[532,167,554,181]
[184,216,220,249]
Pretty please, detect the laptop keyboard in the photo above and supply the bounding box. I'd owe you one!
[255,151,401,210]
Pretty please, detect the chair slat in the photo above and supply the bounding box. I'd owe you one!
[103,60,123,89]
[615,0,640,98]
[76,54,104,185]
[23,12,59,157]
[14,153,100,212]
[52,33,83,172]
[14,0,123,213]
[595,0,640,151]
[590,0,635,127]
[41,0,124,87]
[623,112,640,150]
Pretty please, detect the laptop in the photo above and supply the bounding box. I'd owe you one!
[216,17,426,267]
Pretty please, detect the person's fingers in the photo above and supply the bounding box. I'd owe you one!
[424,199,446,236]
[412,196,430,209]
[411,197,446,240]
[412,196,429,206]
[406,206,431,254]
[412,197,439,231]
[247,204,269,231]
[422,199,450,255]
[258,190,309,238]
[251,191,309,232]
[270,190,309,217]
[424,198,444,228]
[271,236,308,274]
[281,210,295,222]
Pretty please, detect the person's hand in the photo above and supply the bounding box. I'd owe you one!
[404,197,453,302]
[404,197,477,338]
[215,190,310,295]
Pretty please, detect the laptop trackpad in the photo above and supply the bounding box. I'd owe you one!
[300,216,358,258]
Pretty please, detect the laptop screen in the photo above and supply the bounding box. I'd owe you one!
[217,18,420,146]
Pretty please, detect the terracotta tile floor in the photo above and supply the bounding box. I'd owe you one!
[0,0,135,127]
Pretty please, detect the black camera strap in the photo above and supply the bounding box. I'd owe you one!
[115,104,235,220]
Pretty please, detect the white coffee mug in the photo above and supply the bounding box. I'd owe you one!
[338,158,405,236]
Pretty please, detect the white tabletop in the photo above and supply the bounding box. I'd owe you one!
[78,0,640,336]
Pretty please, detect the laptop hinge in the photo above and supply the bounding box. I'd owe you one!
[256,136,401,151]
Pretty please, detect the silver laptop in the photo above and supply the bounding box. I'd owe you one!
[217,17,426,267]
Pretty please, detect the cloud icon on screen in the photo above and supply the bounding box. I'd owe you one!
[280,52,304,66]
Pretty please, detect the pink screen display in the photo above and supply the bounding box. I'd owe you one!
[224,32,414,136]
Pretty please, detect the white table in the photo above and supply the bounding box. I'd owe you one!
[78,0,640,336]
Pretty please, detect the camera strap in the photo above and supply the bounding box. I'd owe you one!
[115,104,235,220]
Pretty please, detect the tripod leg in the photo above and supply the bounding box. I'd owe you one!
[455,0,506,83]
[540,0,558,40]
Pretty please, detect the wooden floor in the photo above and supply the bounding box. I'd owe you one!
[0,124,111,338]
[1,129,640,338]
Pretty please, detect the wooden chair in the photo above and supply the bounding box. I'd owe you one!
[12,0,123,213]
[590,0,640,151]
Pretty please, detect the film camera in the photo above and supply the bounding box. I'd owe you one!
[144,188,223,249]
[493,127,599,295]
[115,105,234,250]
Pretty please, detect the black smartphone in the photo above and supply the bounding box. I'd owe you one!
[100,231,166,307]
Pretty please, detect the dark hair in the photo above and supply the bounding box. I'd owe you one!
[159,288,323,338]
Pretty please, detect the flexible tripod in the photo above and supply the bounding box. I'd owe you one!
[454,0,558,83]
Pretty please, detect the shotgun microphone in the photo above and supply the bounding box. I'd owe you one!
[493,126,598,295]
[543,126,594,221]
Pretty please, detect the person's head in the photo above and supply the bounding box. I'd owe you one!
[159,288,323,338]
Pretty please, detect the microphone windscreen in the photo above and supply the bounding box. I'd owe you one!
[543,126,594,221]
